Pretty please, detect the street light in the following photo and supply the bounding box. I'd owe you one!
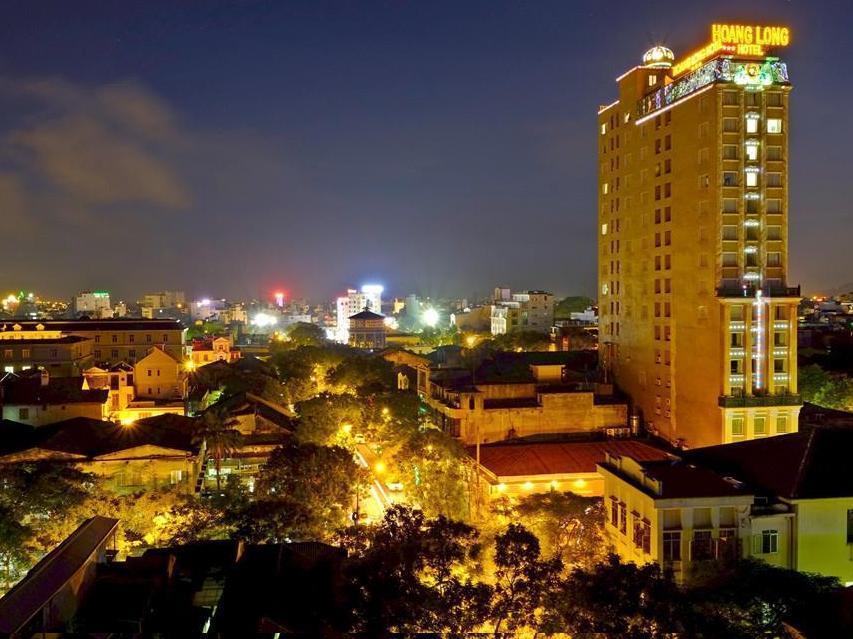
[465,335,478,348]
[374,461,386,475]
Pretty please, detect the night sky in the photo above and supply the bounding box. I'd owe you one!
[1,0,850,302]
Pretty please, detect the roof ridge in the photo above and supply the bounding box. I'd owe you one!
[790,428,818,499]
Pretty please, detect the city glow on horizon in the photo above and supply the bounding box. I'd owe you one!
[250,312,278,327]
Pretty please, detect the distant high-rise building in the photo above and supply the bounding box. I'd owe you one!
[335,285,383,342]
[490,289,554,335]
[72,291,112,318]
[598,23,800,448]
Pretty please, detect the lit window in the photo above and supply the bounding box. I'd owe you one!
[745,142,759,161]
[602,183,609,195]
[760,529,779,554]
[601,123,607,135]
[745,116,759,134]
[648,74,657,86]
[754,415,766,435]
[767,118,783,133]
[731,416,745,437]
[601,223,608,235]
[745,171,758,187]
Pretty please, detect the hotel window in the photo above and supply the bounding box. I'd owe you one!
[722,91,738,105]
[767,118,783,133]
[745,115,760,134]
[723,172,738,186]
[664,206,671,222]
[776,415,789,433]
[767,92,782,107]
[767,173,782,187]
[664,254,671,270]
[18,408,29,421]
[601,223,608,235]
[767,226,782,240]
[111,334,118,343]
[602,183,609,195]
[664,134,671,150]
[767,252,782,267]
[129,335,135,343]
[146,334,152,343]
[664,159,671,174]
[610,498,619,527]
[619,503,627,534]
[722,225,738,241]
[766,146,782,161]
[745,91,760,107]
[663,531,681,561]
[745,142,759,161]
[722,145,738,160]
[722,199,738,214]
[600,123,607,135]
[754,415,767,435]
[745,252,758,267]
[692,530,713,560]
[21,349,30,359]
[732,416,745,437]
[664,230,671,246]
[648,74,657,87]
[730,360,743,374]
[730,332,744,348]
[746,198,759,214]
[722,252,738,267]
[774,359,786,373]
[94,335,100,343]
[723,118,739,132]
[759,529,779,554]
[664,279,671,293]
[746,225,759,241]
[745,171,758,187]
[699,174,710,188]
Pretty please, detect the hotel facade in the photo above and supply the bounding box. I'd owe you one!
[598,24,801,448]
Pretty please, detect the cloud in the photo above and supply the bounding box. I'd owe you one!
[0,77,191,217]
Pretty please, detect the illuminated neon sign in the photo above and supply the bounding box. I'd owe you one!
[672,24,791,77]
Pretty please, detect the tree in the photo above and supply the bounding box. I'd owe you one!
[554,295,595,319]
[231,498,314,542]
[547,554,698,638]
[799,363,853,411]
[193,406,242,491]
[256,442,367,537]
[490,523,562,636]
[689,559,841,638]
[340,506,489,637]
[511,491,608,569]
[294,393,367,445]
[284,322,327,348]
[325,354,396,395]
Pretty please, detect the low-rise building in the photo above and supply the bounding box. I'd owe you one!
[490,288,555,335]
[348,309,386,349]
[83,363,136,418]
[0,370,109,426]
[471,437,671,498]
[0,318,188,365]
[190,335,240,367]
[0,331,93,376]
[0,414,202,494]
[598,427,853,584]
[134,346,185,401]
[425,352,626,444]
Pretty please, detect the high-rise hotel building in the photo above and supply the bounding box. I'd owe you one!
[597,25,801,448]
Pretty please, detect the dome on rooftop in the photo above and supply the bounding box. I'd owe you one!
[643,46,674,68]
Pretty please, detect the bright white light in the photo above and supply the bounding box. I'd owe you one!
[198,298,211,307]
[361,284,384,295]
[251,312,278,328]
[383,316,398,330]
[423,308,439,328]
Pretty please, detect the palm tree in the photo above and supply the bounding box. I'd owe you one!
[193,405,242,492]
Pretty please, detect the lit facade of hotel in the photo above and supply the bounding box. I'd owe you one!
[597,25,801,448]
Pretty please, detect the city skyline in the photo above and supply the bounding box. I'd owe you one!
[2,1,851,300]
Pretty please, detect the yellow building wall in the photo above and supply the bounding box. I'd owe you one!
[793,498,853,585]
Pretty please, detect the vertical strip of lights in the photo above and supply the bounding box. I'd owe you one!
[753,290,764,391]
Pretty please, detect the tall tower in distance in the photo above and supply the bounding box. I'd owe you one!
[598,24,801,448]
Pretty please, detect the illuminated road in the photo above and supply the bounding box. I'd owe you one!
[353,444,393,522]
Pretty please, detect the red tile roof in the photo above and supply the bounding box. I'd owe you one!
[469,439,671,477]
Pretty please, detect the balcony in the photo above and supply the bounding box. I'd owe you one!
[716,284,801,298]
[718,394,802,408]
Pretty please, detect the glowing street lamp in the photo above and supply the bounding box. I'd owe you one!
[422,307,439,328]
[374,461,387,475]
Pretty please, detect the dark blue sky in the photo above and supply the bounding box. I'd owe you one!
[1,0,850,302]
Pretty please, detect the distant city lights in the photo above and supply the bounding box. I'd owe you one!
[422,307,439,328]
[250,312,278,328]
